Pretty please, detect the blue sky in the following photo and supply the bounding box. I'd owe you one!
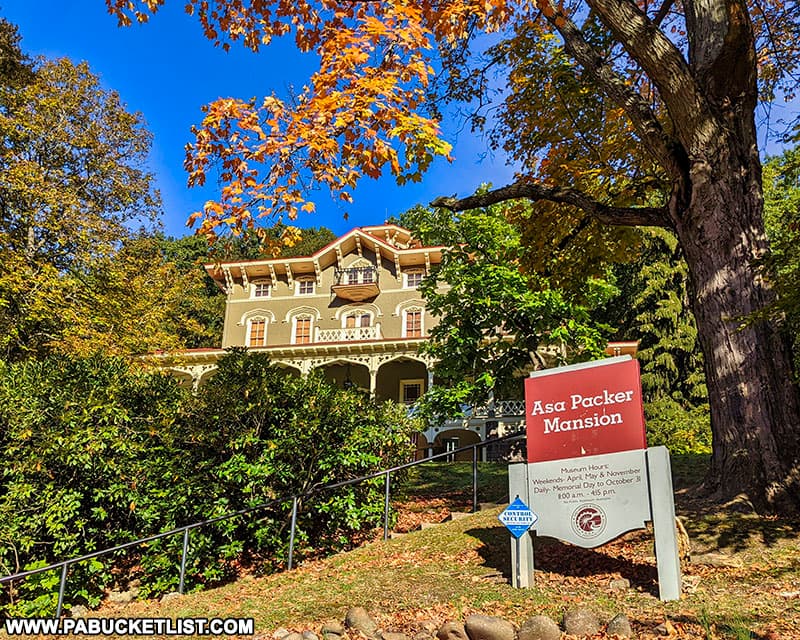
[3,0,516,238]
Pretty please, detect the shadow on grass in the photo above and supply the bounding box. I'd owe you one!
[686,509,800,553]
[669,452,711,491]
[657,452,800,553]
[463,526,659,597]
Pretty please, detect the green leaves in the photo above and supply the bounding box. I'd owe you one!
[403,202,606,417]
[593,228,710,453]
[0,351,419,614]
[762,146,800,373]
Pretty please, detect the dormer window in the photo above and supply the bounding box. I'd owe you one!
[296,277,315,296]
[252,280,271,298]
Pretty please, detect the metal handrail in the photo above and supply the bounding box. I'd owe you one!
[0,432,525,618]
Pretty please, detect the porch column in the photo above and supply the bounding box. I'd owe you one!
[485,389,496,462]
[369,368,378,396]
[367,356,378,397]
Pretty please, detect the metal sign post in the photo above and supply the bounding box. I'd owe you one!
[498,496,538,588]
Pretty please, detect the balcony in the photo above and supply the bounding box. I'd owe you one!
[315,324,383,343]
[332,266,380,301]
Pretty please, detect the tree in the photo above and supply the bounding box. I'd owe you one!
[596,229,711,453]
[113,0,800,511]
[218,224,337,261]
[0,56,159,268]
[761,146,800,371]
[0,19,33,90]
[399,204,607,417]
[56,234,225,355]
[0,351,418,614]
[0,31,161,359]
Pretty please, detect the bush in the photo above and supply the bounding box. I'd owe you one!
[644,396,712,454]
[0,350,419,614]
[0,355,188,614]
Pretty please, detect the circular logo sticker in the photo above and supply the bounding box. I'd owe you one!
[571,504,607,539]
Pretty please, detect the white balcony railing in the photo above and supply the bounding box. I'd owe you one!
[315,324,382,343]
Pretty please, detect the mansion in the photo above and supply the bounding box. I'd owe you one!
[155,224,637,459]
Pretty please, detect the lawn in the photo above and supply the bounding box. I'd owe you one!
[70,454,800,640]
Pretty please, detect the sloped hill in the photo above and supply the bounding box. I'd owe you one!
[105,496,799,640]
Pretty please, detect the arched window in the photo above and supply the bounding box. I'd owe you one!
[402,306,424,338]
[292,313,314,344]
[246,316,269,347]
[343,309,372,328]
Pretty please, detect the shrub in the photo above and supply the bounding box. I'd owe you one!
[644,396,712,454]
[0,355,188,614]
[0,350,419,613]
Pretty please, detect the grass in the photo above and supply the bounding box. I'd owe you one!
[14,456,800,639]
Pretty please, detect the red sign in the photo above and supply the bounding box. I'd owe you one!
[525,358,646,463]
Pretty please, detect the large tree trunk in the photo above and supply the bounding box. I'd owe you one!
[433,0,800,514]
[675,145,800,513]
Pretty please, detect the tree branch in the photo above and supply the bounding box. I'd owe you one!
[430,180,671,228]
[583,0,719,153]
[652,0,675,27]
[542,9,686,183]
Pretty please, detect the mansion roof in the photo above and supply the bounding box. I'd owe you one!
[205,224,444,292]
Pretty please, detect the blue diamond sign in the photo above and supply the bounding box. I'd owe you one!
[498,496,538,538]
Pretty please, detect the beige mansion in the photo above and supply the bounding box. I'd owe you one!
[158,223,636,458]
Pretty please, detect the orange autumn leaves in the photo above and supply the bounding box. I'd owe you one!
[108,0,512,241]
[107,0,800,246]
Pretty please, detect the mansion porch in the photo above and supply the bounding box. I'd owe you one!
[151,339,529,461]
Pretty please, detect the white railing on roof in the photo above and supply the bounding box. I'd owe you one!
[315,324,382,343]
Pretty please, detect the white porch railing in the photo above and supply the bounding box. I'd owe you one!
[471,399,526,417]
[315,324,382,343]
[416,399,527,456]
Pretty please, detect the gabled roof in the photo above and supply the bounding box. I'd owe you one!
[205,224,444,286]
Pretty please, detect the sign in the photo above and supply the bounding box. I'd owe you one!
[525,357,646,464]
[498,496,538,538]
[508,357,681,600]
[528,449,650,547]
[523,357,649,547]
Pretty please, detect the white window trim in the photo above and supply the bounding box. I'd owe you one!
[239,309,275,326]
[402,269,425,289]
[245,316,270,348]
[394,298,426,317]
[251,280,272,299]
[341,309,374,328]
[334,303,382,320]
[295,277,316,296]
[291,313,315,344]
[401,306,425,338]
